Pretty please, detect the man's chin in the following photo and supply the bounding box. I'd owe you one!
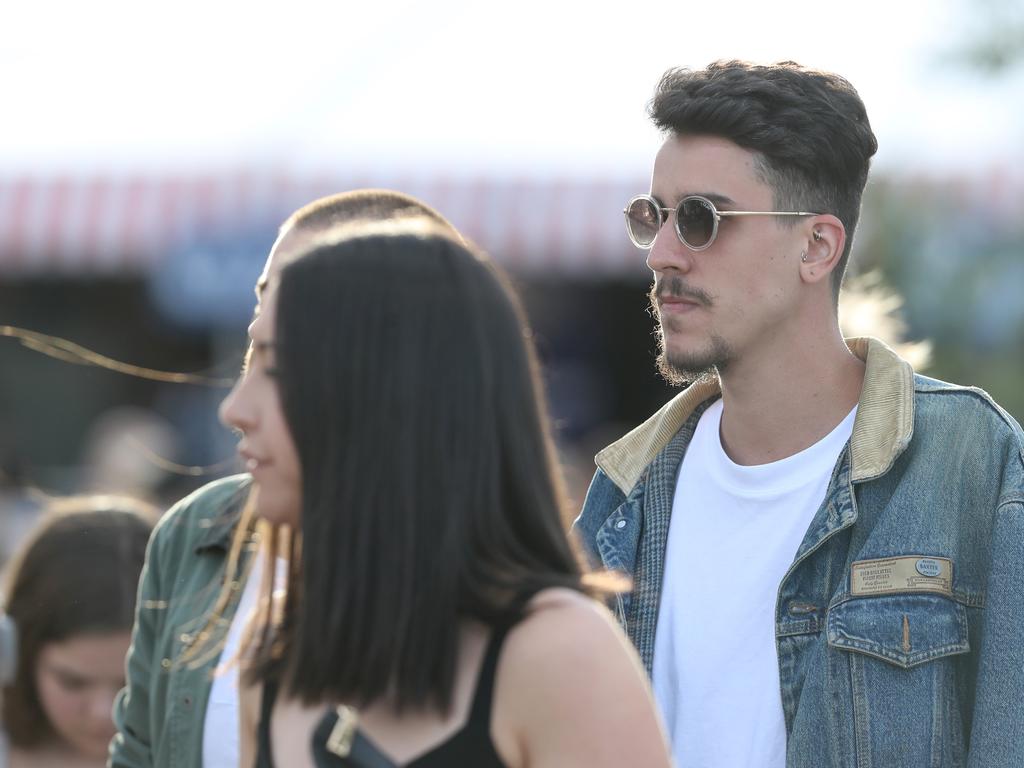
[656,336,731,386]
[657,352,716,386]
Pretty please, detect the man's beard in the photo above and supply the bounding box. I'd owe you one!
[649,278,732,386]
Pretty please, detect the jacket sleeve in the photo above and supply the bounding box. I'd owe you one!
[109,519,168,768]
[967,497,1024,766]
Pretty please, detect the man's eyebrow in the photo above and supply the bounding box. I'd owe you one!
[678,191,737,206]
[699,192,737,207]
[252,341,274,352]
[651,190,738,208]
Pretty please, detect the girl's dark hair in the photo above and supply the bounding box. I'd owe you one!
[650,60,879,301]
[183,191,465,674]
[1,496,156,746]
[265,224,589,713]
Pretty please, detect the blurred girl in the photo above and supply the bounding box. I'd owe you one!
[2,496,155,767]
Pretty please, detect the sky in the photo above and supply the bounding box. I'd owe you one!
[3,0,1023,179]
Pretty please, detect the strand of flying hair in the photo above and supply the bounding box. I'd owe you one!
[1,324,239,478]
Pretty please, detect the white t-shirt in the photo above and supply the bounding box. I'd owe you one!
[201,552,267,768]
[652,398,856,768]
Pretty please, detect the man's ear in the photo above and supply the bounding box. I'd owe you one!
[799,216,845,285]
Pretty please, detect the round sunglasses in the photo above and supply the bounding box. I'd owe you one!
[624,194,820,251]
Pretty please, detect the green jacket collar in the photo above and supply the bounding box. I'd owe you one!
[193,485,250,553]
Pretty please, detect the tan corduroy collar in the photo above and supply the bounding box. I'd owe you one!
[595,337,915,494]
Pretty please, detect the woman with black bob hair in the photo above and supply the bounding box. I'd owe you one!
[222,218,671,767]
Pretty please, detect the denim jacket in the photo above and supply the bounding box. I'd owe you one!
[110,474,253,768]
[574,338,1024,767]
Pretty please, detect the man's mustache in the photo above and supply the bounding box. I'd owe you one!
[650,276,713,308]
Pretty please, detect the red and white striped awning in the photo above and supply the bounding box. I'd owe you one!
[5,169,1018,278]
[0,173,650,277]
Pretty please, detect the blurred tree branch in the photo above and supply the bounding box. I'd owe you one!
[952,0,1024,73]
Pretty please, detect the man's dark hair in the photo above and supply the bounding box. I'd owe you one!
[1,498,156,746]
[254,224,595,714]
[650,60,878,300]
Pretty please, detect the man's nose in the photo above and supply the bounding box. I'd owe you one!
[646,220,694,274]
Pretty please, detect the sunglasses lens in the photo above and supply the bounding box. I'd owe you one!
[678,197,715,249]
[625,197,661,248]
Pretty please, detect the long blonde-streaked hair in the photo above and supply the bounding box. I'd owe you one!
[177,489,300,674]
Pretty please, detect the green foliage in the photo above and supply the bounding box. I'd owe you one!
[952,0,1024,74]
[852,176,1024,423]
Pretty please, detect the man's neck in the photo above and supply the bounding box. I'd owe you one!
[716,326,865,466]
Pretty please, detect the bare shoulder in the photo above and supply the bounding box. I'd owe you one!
[493,588,671,768]
[508,587,619,650]
[500,588,635,686]
[524,585,609,615]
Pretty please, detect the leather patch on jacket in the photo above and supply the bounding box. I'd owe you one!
[850,556,953,597]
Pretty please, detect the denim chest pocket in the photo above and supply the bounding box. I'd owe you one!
[827,593,969,667]
[826,595,970,767]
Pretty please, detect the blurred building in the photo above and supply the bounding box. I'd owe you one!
[0,170,1021,510]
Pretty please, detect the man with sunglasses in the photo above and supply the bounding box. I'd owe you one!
[575,60,1023,767]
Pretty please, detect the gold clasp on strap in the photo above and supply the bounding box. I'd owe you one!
[325,705,359,757]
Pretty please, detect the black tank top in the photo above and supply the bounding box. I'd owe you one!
[256,621,514,768]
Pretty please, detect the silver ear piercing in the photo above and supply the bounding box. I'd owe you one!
[812,230,822,241]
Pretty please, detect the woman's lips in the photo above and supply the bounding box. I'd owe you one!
[238,449,271,472]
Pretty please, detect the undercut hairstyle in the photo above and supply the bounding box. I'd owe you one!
[251,223,594,714]
[281,188,454,236]
[1,497,156,747]
[650,60,878,301]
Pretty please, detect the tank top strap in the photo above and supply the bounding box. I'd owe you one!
[464,587,543,729]
[463,620,513,728]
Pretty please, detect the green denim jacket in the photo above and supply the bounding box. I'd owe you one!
[109,474,253,768]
